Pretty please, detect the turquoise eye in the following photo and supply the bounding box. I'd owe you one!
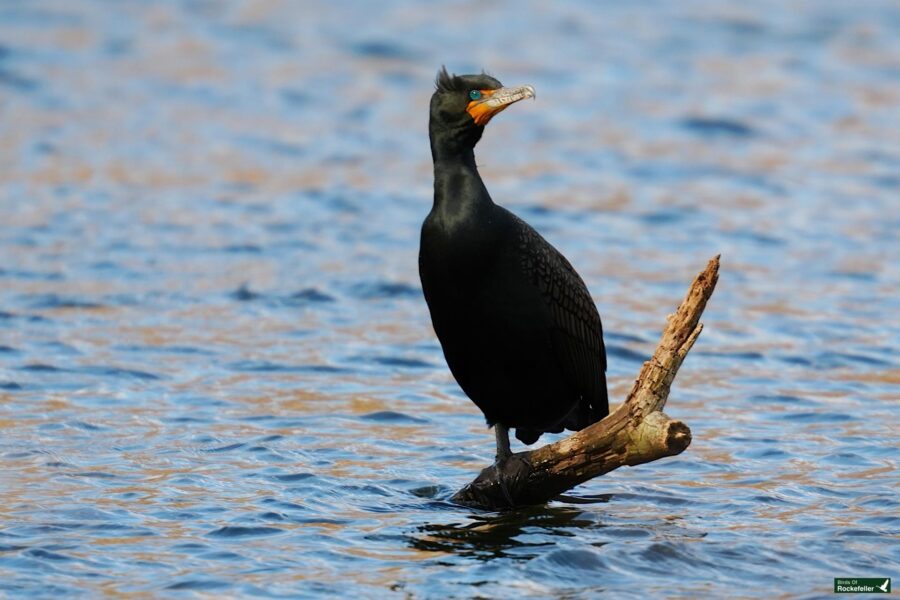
[469,90,482,100]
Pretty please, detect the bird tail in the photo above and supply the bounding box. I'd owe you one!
[516,374,610,445]
[564,373,609,431]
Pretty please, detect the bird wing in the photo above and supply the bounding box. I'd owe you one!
[511,212,607,410]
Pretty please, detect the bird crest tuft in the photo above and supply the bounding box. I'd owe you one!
[435,66,467,93]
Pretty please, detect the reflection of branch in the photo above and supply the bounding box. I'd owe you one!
[410,503,598,559]
[452,256,721,509]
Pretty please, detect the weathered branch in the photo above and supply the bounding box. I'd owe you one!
[452,255,721,509]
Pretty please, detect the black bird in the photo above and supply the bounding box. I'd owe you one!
[419,68,608,461]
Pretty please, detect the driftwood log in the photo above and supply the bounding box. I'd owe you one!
[452,255,720,509]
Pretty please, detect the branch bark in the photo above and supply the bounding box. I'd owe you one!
[452,255,721,509]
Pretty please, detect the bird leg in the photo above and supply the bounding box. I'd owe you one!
[494,424,512,462]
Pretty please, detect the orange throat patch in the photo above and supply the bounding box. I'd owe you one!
[466,90,501,126]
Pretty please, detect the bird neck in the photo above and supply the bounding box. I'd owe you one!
[432,153,494,216]
[429,120,483,163]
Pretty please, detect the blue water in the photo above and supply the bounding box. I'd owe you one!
[1,0,898,597]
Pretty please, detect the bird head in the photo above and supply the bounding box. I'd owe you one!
[429,66,535,160]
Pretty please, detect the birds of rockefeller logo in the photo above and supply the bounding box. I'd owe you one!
[833,578,891,594]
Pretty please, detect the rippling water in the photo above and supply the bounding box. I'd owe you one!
[1,0,898,597]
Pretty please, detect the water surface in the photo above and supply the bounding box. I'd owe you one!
[1,0,898,597]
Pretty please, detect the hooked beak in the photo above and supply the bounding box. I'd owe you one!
[466,84,536,126]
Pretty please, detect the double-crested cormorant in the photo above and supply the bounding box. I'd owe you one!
[419,67,609,461]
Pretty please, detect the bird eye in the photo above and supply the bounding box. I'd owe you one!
[469,90,482,100]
